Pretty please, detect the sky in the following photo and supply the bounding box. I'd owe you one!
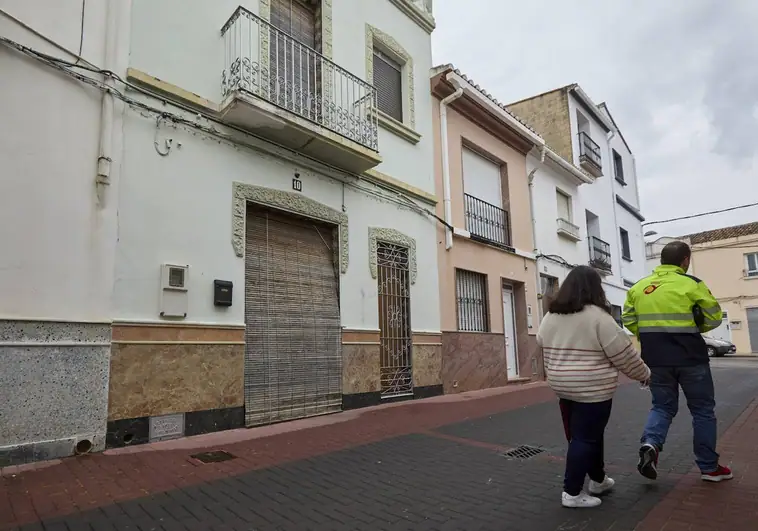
[431,0,758,237]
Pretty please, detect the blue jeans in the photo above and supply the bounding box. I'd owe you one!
[560,399,612,496]
[641,364,719,473]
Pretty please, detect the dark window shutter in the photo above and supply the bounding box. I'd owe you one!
[271,0,316,47]
[373,50,403,122]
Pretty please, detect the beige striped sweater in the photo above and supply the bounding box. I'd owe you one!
[537,305,651,403]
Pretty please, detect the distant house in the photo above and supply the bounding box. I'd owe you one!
[645,222,758,353]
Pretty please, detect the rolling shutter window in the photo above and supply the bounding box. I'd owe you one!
[373,50,403,122]
[462,147,502,208]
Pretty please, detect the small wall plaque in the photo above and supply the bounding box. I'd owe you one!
[149,413,185,442]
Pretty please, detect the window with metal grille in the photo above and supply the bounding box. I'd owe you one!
[456,269,489,332]
[373,49,403,122]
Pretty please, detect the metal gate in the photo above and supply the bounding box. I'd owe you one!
[244,208,342,426]
[376,241,413,398]
[747,308,758,353]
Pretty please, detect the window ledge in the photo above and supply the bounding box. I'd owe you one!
[744,275,758,280]
[615,177,627,186]
[622,255,633,262]
[373,109,421,145]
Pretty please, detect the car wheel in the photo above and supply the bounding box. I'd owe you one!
[707,346,716,357]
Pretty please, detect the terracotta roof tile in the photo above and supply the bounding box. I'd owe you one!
[432,63,541,136]
[686,222,758,244]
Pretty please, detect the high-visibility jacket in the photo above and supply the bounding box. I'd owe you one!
[622,264,722,367]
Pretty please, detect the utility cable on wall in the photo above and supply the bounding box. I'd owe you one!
[0,33,449,227]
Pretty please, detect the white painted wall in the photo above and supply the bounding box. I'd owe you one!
[603,105,646,285]
[115,108,441,331]
[122,0,439,331]
[128,0,435,194]
[616,207,646,285]
[529,152,588,271]
[567,92,644,306]
[0,1,124,322]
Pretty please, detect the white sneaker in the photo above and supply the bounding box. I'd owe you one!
[561,491,602,508]
[589,476,615,495]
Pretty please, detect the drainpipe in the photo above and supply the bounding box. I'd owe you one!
[606,128,625,288]
[440,78,464,250]
[96,0,117,208]
[528,146,546,319]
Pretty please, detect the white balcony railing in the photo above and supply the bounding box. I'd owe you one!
[221,7,379,151]
[556,217,580,240]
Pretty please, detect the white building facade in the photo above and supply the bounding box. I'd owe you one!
[508,85,647,324]
[0,0,443,464]
[527,147,594,317]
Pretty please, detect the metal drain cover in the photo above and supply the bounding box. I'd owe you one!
[190,450,237,463]
[502,445,545,459]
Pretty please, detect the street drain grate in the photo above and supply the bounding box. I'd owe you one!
[190,450,237,463]
[502,445,545,460]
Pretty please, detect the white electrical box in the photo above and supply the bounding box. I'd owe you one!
[527,304,533,328]
[160,264,189,318]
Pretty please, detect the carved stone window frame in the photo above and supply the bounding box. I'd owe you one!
[232,182,349,273]
[366,24,419,144]
[368,227,417,285]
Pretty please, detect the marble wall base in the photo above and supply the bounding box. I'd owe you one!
[519,335,544,380]
[108,342,244,420]
[341,343,380,395]
[441,331,508,394]
[0,320,111,466]
[412,343,442,388]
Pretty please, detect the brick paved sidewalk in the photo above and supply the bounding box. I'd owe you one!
[636,398,758,531]
[2,365,756,531]
[0,383,555,529]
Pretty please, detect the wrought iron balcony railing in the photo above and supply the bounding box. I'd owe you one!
[221,7,379,151]
[578,131,601,169]
[588,235,612,271]
[556,217,581,240]
[464,194,512,248]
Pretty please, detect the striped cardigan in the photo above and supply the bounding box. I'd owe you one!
[537,305,651,403]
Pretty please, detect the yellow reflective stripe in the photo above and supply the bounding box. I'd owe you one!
[637,313,694,321]
[705,319,722,327]
[622,316,637,324]
[638,325,699,333]
[700,304,720,313]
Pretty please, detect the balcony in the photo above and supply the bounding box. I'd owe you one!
[578,131,602,177]
[588,236,612,273]
[556,218,581,242]
[464,194,512,249]
[220,7,381,173]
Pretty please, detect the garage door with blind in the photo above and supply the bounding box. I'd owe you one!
[244,208,342,426]
[748,308,758,353]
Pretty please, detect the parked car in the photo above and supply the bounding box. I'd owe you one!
[703,336,737,357]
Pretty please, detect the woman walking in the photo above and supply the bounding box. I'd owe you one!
[537,266,650,508]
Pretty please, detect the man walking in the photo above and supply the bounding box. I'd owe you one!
[623,241,732,482]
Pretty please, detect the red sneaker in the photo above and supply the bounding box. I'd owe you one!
[701,465,734,482]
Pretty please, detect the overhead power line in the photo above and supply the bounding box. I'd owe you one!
[643,201,758,227]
